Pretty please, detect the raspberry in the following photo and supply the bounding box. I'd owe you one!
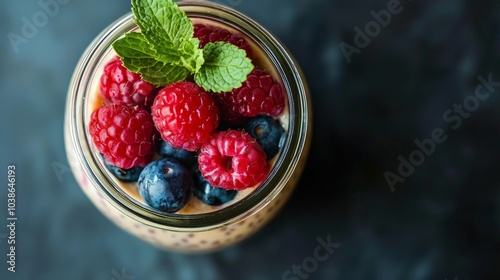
[211,69,285,123]
[152,81,220,152]
[198,130,269,190]
[89,104,156,169]
[194,23,253,58]
[100,56,155,107]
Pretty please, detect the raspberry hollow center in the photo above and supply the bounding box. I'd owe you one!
[222,156,234,172]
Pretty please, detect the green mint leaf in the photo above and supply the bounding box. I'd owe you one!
[195,42,254,93]
[132,0,193,46]
[112,32,188,85]
[112,32,157,71]
[181,38,204,73]
[134,62,189,86]
[131,0,203,73]
[115,0,253,89]
[164,37,204,73]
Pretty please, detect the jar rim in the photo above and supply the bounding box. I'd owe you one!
[66,1,310,229]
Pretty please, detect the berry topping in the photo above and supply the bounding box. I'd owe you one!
[158,140,197,167]
[152,81,220,152]
[198,130,269,190]
[100,56,155,106]
[192,165,238,206]
[138,158,193,213]
[89,104,156,169]
[102,155,144,182]
[244,116,285,159]
[211,69,285,123]
[194,23,253,58]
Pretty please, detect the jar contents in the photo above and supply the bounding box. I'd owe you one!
[86,0,289,215]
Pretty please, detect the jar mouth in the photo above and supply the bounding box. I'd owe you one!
[67,1,310,229]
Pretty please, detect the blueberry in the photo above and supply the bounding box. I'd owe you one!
[244,116,285,159]
[192,166,237,206]
[158,140,197,167]
[138,158,193,213]
[102,155,143,182]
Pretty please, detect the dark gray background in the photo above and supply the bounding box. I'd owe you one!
[1,0,499,279]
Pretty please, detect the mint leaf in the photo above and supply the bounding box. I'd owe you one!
[115,0,254,91]
[131,0,203,72]
[112,32,188,85]
[179,38,204,73]
[132,0,193,46]
[112,32,157,71]
[135,62,189,86]
[195,42,254,93]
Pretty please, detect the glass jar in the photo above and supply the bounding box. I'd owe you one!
[64,0,311,253]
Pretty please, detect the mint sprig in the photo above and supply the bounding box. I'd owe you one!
[112,0,253,92]
[194,42,254,93]
[113,32,189,85]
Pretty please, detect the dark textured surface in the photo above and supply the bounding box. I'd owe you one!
[1,0,500,279]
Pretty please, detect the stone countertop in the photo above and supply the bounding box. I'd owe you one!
[1,0,499,279]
